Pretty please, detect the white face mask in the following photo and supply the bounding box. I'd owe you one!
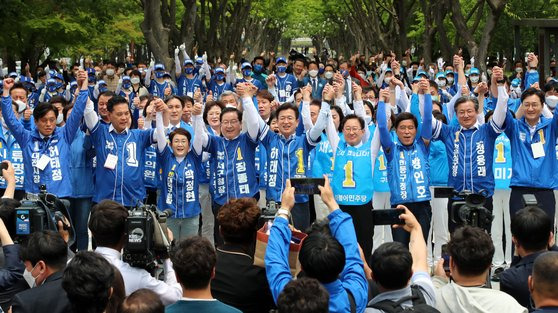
[23,264,39,288]
[14,100,26,113]
[470,76,479,83]
[437,79,446,87]
[546,95,558,109]
[324,71,334,79]
[384,77,392,85]
[131,77,140,85]
[106,69,115,76]
[57,112,64,124]
[308,70,318,78]
[447,77,454,84]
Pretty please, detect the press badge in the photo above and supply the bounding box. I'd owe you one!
[532,142,545,159]
[36,154,51,170]
[104,154,118,170]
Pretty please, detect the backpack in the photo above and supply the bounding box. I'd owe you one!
[368,285,440,313]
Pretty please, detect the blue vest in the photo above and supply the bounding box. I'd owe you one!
[312,133,334,179]
[143,145,158,189]
[0,128,24,190]
[261,131,317,203]
[90,123,154,206]
[274,73,298,103]
[177,75,203,97]
[493,133,512,190]
[332,140,374,205]
[255,144,268,189]
[1,91,88,197]
[206,132,259,205]
[69,129,95,198]
[505,112,558,189]
[385,140,431,204]
[208,81,233,99]
[149,80,173,98]
[429,140,449,186]
[157,146,202,218]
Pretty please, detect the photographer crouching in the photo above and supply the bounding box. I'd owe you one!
[89,200,182,306]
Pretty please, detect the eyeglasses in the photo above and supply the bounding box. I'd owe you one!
[343,127,362,133]
[221,120,239,126]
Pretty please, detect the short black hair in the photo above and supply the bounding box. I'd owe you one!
[0,198,21,237]
[220,107,242,122]
[395,112,418,129]
[330,105,345,132]
[202,101,224,125]
[62,251,115,313]
[99,91,116,100]
[171,236,216,290]
[19,230,68,270]
[49,95,68,107]
[253,56,265,64]
[340,114,364,130]
[10,82,28,96]
[448,226,494,276]
[277,278,329,313]
[276,102,300,120]
[532,251,558,299]
[433,111,447,124]
[370,242,412,290]
[165,95,185,108]
[521,87,545,104]
[107,95,129,112]
[454,96,479,113]
[169,127,191,145]
[299,231,345,283]
[88,200,129,247]
[511,206,551,252]
[63,104,74,122]
[32,102,58,121]
[544,80,558,93]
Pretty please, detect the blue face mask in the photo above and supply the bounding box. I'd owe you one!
[253,64,263,73]
[47,84,57,93]
[195,64,202,70]
[243,69,252,77]
[55,82,64,90]
[155,71,165,79]
[123,82,131,89]
[277,65,287,73]
[88,75,96,83]
[25,83,36,93]
[99,86,108,93]
[70,85,78,93]
[318,67,325,75]
[341,70,349,78]
[185,67,194,75]
[216,74,225,81]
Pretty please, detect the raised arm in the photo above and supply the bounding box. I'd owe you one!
[238,82,267,140]
[174,49,182,77]
[144,66,152,87]
[421,93,433,144]
[308,85,334,143]
[491,67,509,130]
[153,99,168,153]
[352,82,371,143]
[300,85,314,132]
[377,89,395,153]
[1,79,28,145]
[64,70,89,143]
[191,102,208,155]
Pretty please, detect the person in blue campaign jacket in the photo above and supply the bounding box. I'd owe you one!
[432,65,509,233]
[487,109,513,268]
[265,177,368,313]
[325,82,380,261]
[64,106,95,251]
[259,84,330,232]
[1,72,89,198]
[504,87,558,225]
[153,98,205,240]
[267,57,299,104]
[84,93,156,207]
[378,81,433,246]
[175,59,204,98]
[208,68,234,99]
[235,62,265,91]
[193,82,266,245]
[144,63,174,98]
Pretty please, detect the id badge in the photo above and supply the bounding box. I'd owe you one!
[279,89,286,98]
[36,154,51,170]
[531,142,545,159]
[104,154,118,169]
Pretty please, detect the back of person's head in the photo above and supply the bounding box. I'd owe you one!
[171,236,216,290]
[277,278,329,313]
[120,289,164,313]
[19,230,67,270]
[531,251,558,301]
[62,251,115,313]
[88,200,129,248]
[370,242,412,290]
[511,206,552,253]
[299,231,345,283]
[106,266,126,313]
[448,226,494,276]
[0,198,21,237]
[217,198,260,244]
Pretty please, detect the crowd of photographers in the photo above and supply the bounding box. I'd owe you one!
[0,47,558,312]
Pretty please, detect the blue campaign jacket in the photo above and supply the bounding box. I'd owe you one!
[274,73,299,103]
[265,210,368,313]
[0,128,25,190]
[1,90,88,197]
[69,129,95,198]
[177,75,204,97]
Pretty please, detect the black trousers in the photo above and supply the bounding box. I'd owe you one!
[339,202,374,264]
[510,187,555,229]
[448,196,493,234]
[392,201,431,247]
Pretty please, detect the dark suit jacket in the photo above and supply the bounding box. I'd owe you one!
[500,251,545,312]
[10,270,72,313]
[301,76,326,100]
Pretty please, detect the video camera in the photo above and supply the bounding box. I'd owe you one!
[434,187,493,230]
[123,203,173,272]
[13,185,74,244]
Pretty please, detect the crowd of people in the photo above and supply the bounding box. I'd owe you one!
[0,47,558,312]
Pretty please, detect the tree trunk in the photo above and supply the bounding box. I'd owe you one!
[140,0,173,71]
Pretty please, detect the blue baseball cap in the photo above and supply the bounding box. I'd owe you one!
[444,70,454,76]
[195,57,204,64]
[47,78,57,85]
[435,72,446,80]
[385,68,393,73]
[8,72,18,78]
[214,67,225,74]
[86,68,96,75]
[154,63,165,71]
[183,59,194,66]
[241,62,252,69]
[70,81,78,87]
[511,78,521,87]
[416,70,428,78]
[97,80,107,86]
[122,75,131,82]
[469,67,480,75]
[276,57,287,64]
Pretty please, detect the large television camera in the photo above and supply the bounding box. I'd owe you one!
[435,187,493,230]
[123,204,173,272]
[13,185,74,244]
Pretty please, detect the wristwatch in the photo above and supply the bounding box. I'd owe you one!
[275,208,291,219]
